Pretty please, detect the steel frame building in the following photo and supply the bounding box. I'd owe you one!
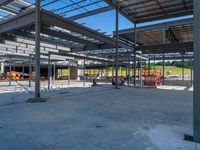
[0,0,199,142]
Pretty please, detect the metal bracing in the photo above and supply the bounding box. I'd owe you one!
[0,8,133,52]
[135,42,193,54]
[67,6,112,20]
[118,17,193,54]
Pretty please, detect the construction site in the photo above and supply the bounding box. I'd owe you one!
[0,0,198,149]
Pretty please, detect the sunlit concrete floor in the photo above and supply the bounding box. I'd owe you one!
[0,85,198,150]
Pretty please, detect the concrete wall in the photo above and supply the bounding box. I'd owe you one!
[164,79,192,87]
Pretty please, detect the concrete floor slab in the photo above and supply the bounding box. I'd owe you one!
[0,86,196,150]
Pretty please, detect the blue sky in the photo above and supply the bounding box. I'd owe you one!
[1,0,192,35]
[76,10,133,35]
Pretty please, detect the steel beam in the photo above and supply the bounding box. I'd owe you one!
[67,6,112,20]
[41,28,99,48]
[0,0,14,6]
[0,9,35,34]
[119,18,193,35]
[135,42,193,53]
[41,9,133,50]
[103,0,136,23]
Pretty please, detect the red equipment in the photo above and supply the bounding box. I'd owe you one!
[144,68,161,86]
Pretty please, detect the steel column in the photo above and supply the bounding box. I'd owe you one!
[148,55,150,75]
[162,53,165,85]
[193,0,200,142]
[105,62,108,84]
[140,53,143,86]
[68,60,70,87]
[115,3,119,89]
[53,61,56,83]
[134,23,137,87]
[191,58,193,87]
[83,59,85,86]
[22,64,25,79]
[162,24,166,85]
[128,52,130,85]
[182,53,185,81]
[29,55,32,87]
[112,61,114,79]
[48,52,51,90]
[9,57,12,86]
[154,54,156,71]
[34,0,41,98]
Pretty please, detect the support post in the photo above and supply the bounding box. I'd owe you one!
[53,61,56,83]
[105,62,108,84]
[162,24,166,85]
[140,53,143,86]
[112,61,114,79]
[128,52,130,85]
[148,54,150,75]
[162,54,165,85]
[29,55,32,87]
[115,3,119,89]
[83,59,85,86]
[182,53,185,81]
[193,0,200,142]
[154,54,156,71]
[191,58,193,87]
[9,57,12,86]
[68,60,70,87]
[47,52,51,90]
[134,23,137,87]
[22,63,25,80]
[34,0,41,98]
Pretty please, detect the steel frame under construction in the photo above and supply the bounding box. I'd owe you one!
[0,0,199,143]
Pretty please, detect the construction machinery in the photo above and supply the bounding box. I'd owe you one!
[143,68,161,86]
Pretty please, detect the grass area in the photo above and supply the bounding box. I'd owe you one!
[154,66,192,76]
[85,66,192,77]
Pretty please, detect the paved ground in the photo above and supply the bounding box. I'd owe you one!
[0,80,93,106]
[0,85,198,150]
